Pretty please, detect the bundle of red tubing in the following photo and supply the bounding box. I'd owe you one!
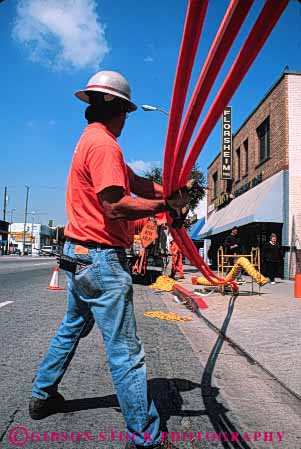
[162,0,289,293]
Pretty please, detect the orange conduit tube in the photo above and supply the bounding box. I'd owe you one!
[162,0,289,294]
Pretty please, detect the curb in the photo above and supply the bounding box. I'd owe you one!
[181,292,301,402]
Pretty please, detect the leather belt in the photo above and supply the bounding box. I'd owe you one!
[66,238,123,250]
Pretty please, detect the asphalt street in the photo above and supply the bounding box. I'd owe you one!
[0,258,301,449]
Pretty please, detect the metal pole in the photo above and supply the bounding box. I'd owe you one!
[157,107,169,116]
[22,186,30,255]
[31,214,35,256]
[56,226,59,251]
[8,209,16,255]
[3,186,7,221]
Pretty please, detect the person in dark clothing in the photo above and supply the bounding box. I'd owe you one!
[224,227,242,280]
[263,233,282,284]
[224,227,241,255]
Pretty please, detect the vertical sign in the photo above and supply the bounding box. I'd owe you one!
[221,106,233,180]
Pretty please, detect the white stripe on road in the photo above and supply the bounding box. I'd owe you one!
[33,263,54,266]
[0,301,14,309]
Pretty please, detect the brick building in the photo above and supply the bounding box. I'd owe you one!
[199,71,301,278]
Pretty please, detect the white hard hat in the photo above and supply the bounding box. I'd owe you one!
[75,70,137,112]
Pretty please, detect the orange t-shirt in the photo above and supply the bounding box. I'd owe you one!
[64,122,134,248]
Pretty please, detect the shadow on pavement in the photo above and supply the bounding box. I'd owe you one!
[62,377,204,429]
[61,296,251,447]
[201,295,252,449]
[149,378,204,431]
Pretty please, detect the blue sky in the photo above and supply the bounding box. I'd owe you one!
[0,0,300,225]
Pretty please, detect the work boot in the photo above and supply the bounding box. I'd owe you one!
[29,392,65,420]
[125,440,179,449]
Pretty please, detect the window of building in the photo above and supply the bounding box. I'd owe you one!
[244,139,249,175]
[236,147,241,180]
[212,171,218,198]
[257,117,270,163]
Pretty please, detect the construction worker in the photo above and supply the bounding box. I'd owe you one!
[29,70,190,449]
[170,240,185,279]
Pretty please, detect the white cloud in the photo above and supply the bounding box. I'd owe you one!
[127,160,160,175]
[12,0,109,70]
[194,196,207,219]
[144,43,156,63]
[144,56,154,63]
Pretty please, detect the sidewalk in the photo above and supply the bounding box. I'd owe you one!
[175,266,301,397]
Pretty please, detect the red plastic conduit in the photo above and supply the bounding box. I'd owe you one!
[171,0,254,192]
[162,0,289,292]
[163,0,208,193]
[179,0,289,186]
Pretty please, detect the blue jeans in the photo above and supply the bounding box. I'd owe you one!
[32,241,161,447]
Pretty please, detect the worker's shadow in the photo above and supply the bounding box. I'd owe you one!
[62,377,204,430]
[63,296,252,449]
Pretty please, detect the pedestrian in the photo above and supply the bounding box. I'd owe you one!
[223,227,242,281]
[207,244,213,266]
[223,226,241,256]
[262,233,282,284]
[170,240,184,279]
[29,70,190,449]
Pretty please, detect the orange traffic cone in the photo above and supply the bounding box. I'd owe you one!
[191,276,198,285]
[47,266,63,291]
[294,274,301,299]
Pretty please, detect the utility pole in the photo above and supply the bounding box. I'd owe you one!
[7,208,16,255]
[22,186,30,255]
[3,186,7,221]
[31,213,35,257]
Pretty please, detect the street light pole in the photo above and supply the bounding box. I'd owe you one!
[31,212,35,256]
[141,104,169,116]
[3,186,8,221]
[22,186,30,256]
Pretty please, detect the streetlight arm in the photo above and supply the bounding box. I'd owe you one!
[157,107,169,116]
[141,104,169,116]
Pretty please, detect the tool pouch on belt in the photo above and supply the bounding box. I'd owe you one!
[57,254,87,274]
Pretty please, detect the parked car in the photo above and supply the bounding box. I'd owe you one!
[39,246,55,256]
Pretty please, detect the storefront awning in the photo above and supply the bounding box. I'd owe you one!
[188,217,205,241]
[199,171,284,239]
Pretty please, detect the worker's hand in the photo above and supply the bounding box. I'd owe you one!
[169,206,189,229]
[165,179,195,211]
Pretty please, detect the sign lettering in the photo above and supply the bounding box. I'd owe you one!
[221,107,233,180]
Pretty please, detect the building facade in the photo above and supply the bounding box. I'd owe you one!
[9,223,54,255]
[200,71,301,278]
[0,220,9,255]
